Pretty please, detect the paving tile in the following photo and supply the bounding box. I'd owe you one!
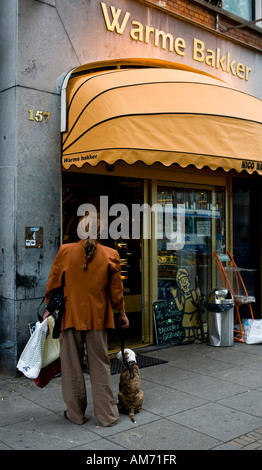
[169,372,247,400]
[141,384,207,417]
[210,365,262,388]
[107,418,221,450]
[71,438,126,450]
[87,409,161,438]
[0,393,53,426]
[0,413,100,450]
[217,390,262,418]
[140,364,199,386]
[169,402,262,441]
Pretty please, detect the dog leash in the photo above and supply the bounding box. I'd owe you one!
[121,329,135,379]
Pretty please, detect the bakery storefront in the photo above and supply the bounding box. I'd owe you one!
[60,1,262,351]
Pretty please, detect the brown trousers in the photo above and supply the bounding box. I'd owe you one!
[60,328,119,426]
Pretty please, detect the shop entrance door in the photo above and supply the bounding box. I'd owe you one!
[232,177,261,317]
[152,182,226,341]
[62,172,148,352]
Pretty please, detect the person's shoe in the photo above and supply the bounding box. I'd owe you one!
[64,410,87,424]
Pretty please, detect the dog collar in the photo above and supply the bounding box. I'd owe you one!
[128,361,137,366]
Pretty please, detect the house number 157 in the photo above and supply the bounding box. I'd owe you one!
[28,109,51,123]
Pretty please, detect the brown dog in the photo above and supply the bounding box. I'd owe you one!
[117,349,144,423]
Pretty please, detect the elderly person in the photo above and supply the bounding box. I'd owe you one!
[43,217,128,426]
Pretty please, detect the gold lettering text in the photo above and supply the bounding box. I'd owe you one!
[130,21,143,41]
[100,2,130,35]
[205,49,215,67]
[236,62,245,79]
[245,66,252,81]
[145,25,155,44]
[193,38,205,62]
[216,48,226,71]
[193,38,251,81]
[154,29,174,51]
[174,37,186,56]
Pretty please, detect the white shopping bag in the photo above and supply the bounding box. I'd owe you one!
[17,319,48,378]
[243,319,262,344]
[42,316,60,368]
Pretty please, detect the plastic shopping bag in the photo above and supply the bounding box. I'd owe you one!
[42,316,60,368]
[243,319,262,344]
[33,357,61,388]
[17,319,48,378]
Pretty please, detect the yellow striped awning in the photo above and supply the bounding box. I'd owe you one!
[62,68,262,174]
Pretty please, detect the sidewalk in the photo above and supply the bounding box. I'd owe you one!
[1,341,262,451]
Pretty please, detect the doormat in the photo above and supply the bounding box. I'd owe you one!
[110,354,168,375]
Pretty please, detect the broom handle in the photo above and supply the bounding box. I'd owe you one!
[196,276,205,342]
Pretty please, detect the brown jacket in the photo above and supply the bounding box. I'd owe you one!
[44,241,125,331]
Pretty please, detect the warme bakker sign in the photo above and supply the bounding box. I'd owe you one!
[100,2,253,83]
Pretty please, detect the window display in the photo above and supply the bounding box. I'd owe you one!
[156,185,226,340]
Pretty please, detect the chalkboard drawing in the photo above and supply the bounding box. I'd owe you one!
[153,300,184,345]
[170,268,201,344]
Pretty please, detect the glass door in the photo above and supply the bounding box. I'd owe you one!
[153,183,226,343]
[232,177,261,316]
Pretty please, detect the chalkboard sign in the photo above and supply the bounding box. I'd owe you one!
[153,300,184,346]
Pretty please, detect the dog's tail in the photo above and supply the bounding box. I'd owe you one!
[129,409,136,424]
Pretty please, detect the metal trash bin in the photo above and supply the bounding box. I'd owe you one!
[205,289,234,347]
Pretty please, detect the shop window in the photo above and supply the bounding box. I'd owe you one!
[154,184,226,344]
[156,184,226,303]
[222,0,255,21]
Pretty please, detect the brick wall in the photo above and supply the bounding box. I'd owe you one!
[151,0,262,50]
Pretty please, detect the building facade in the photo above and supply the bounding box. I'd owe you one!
[1,0,262,374]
